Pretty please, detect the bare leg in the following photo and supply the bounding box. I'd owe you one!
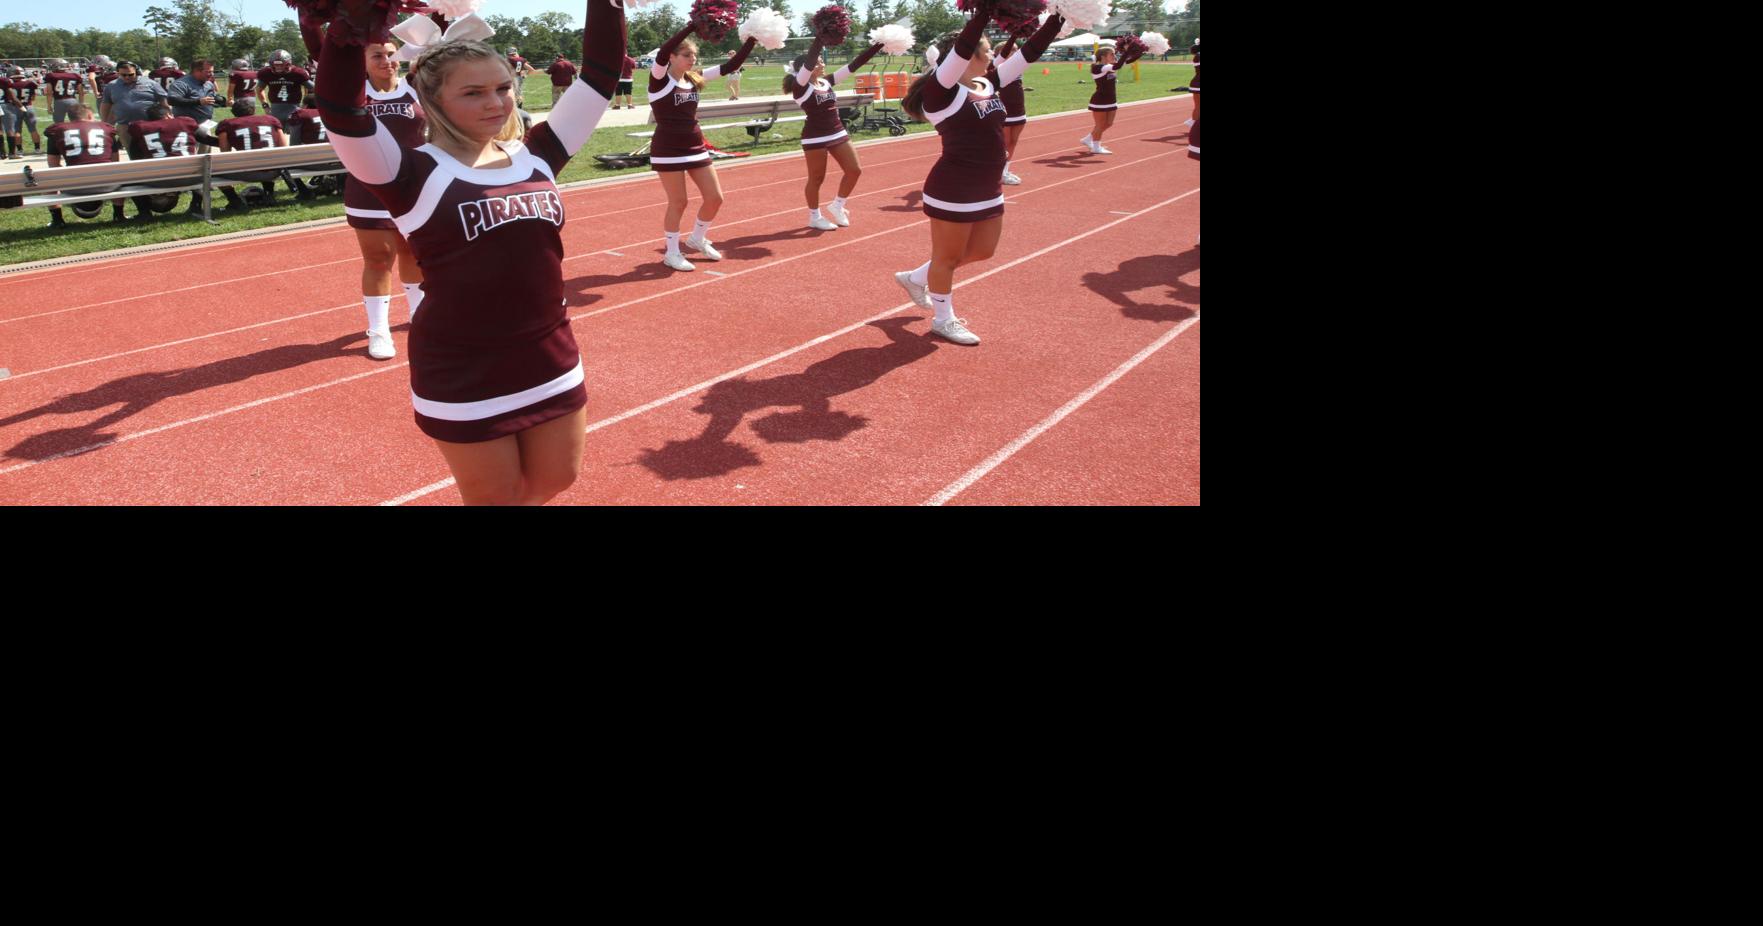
[829,141,862,197]
[432,407,588,506]
[659,169,690,232]
[687,164,725,222]
[803,147,828,208]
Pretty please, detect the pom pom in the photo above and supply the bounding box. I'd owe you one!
[283,0,420,47]
[989,0,1048,34]
[1140,31,1169,57]
[739,7,792,50]
[811,5,852,45]
[869,23,913,56]
[924,44,941,68]
[690,0,740,44]
[1040,12,1076,39]
[1050,0,1111,31]
[428,0,480,18]
[1111,32,1146,59]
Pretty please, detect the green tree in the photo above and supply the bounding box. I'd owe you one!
[170,0,220,65]
[143,6,176,59]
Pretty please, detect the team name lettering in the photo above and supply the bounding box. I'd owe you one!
[458,190,565,242]
[971,97,1006,119]
[365,101,415,119]
[815,90,836,104]
[674,90,699,106]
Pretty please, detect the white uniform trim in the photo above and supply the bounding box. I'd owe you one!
[648,74,678,102]
[1005,115,1027,124]
[1188,145,1200,155]
[925,83,970,126]
[413,359,585,421]
[346,206,392,219]
[1089,103,1119,109]
[801,129,848,146]
[391,141,551,236]
[363,79,407,101]
[650,152,711,164]
[547,78,609,155]
[998,53,1030,87]
[923,192,1005,212]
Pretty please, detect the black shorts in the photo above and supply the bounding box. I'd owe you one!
[617,79,633,94]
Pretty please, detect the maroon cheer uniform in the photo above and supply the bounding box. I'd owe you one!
[316,1,625,443]
[148,66,184,93]
[1088,44,1142,111]
[230,68,260,99]
[917,13,1061,222]
[46,119,119,165]
[787,40,882,151]
[284,107,328,146]
[125,115,201,159]
[216,113,283,150]
[647,26,756,172]
[345,80,426,231]
[989,37,1027,125]
[1189,41,1200,93]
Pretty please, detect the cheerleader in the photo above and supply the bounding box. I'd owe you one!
[987,20,1057,185]
[893,6,1062,345]
[312,0,627,505]
[783,36,882,230]
[1081,41,1142,154]
[649,22,758,271]
[1186,37,1199,125]
[348,38,427,360]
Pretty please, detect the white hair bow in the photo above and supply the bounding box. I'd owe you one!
[391,13,496,63]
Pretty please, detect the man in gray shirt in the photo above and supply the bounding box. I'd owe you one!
[167,60,226,124]
[99,61,167,156]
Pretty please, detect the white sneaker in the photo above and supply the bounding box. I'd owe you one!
[808,214,838,230]
[1080,135,1097,153]
[1185,118,1195,127]
[824,201,851,226]
[664,252,696,272]
[1001,170,1022,185]
[1095,143,1114,154]
[894,271,933,310]
[930,317,979,345]
[366,329,395,360]
[684,235,722,261]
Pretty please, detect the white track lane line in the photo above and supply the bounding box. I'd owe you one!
[1,154,1190,491]
[382,185,1200,506]
[0,119,1185,371]
[0,257,357,324]
[923,314,1202,507]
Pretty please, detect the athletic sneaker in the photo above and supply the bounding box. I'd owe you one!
[367,329,395,360]
[1079,135,1097,153]
[664,252,697,272]
[1095,143,1114,154]
[1001,170,1022,185]
[1185,118,1195,127]
[808,214,838,231]
[824,201,851,226]
[683,235,722,261]
[894,270,933,310]
[930,317,979,345]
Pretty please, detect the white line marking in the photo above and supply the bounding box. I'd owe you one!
[606,251,624,256]
[1110,210,1135,215]
[0,257,357,324]
[0,363,408,478]
[923,314,1202,507]
[381,184,1199,506]
[704,270,726,277]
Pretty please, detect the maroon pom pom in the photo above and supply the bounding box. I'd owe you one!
[691,0,740,44]
[281,0,421,47]
[994,12,1043,40]
[1111,32,1147,60]
[811,5,852,45]
[991,0,1047,25]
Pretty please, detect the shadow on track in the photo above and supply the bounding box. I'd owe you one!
[1080,247,1200,322]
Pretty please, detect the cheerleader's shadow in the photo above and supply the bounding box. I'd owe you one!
[0,331,376,463]
[637,317,936,481]
[1032,152,1101,170]
[1080,248,1200,323]
[562,261,675,306]
[878,190,923,213]
[1143,132,1192,146]
[707,225,822,260]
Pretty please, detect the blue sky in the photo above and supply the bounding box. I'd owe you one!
[11,2,686,33]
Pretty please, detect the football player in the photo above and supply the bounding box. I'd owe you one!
[125,101,239,215]
[45,58,91,124]
[256,50,313,125]
[149,57,185,92]
[44,102,131,226]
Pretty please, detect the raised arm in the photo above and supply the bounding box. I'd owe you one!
[936,6,992,88]
[702,37,757,81]
[314,23,402,185]
[998,13,1062,85]
[653,23,695,79]
[832,42,884,86]
[537,0,624,157]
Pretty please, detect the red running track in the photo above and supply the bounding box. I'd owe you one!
[0,98,1199,505]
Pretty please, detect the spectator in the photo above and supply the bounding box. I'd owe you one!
[547,53,578,109]
[616,51,636,109]
[99,61,168,156]
[168,60,226,124]
[43,102,132,226]
[725,64,742,100]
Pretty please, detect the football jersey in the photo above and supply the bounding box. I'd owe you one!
[284,108,328,145]
[126,116,201,159]
[47,70,87,100]
[229,69,259,96]
[216,113,282,150]
[93,70,119,91]
[257,66,312,106]
[46,120,119,165]
[0,77,13,105]
[10,77,41,107]
[549,59,578,87]
[149,66,185,92]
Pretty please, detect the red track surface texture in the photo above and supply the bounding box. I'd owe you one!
[0,99,1199,505]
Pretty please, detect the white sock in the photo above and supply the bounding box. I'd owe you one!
[364,295,391,334]
[665,231,681,257]
[929,292,954,326]
[832,196,847,210]
[809,207,823,221]
[1002,161,1011,176]
[692,218,711,240]
[403,282,425,319]
[909,260,931,287]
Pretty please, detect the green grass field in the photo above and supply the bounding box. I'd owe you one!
[0,61,1192,269]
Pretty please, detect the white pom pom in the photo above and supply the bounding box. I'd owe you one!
[429,0,483,18]
[924,44,940,68]
[739,8,792,50]
[1141,31,1170,57]
[613,0,667,9]
[1040,11,1077,39]
[1051,0,1113,31]
[870,24,913,56]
